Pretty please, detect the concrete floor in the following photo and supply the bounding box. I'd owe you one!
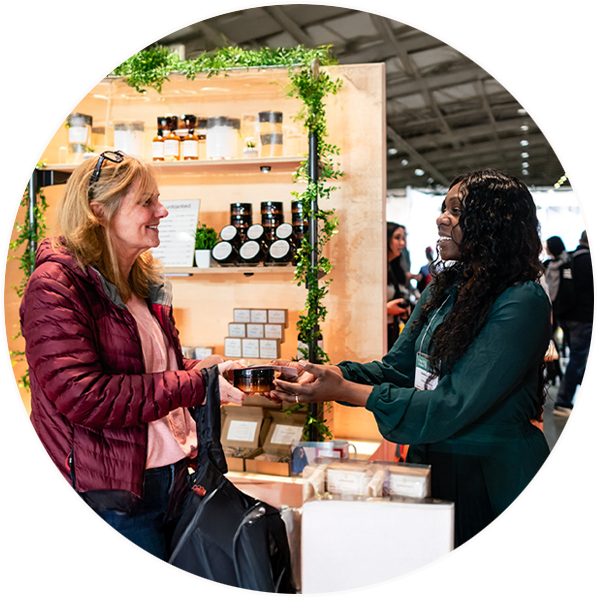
[544,365,596,596]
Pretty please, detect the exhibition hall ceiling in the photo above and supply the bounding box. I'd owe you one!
[156,5,566,191]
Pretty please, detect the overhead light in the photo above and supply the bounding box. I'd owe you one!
[521,151,529,158]
[522,169,529,176]
[427,177,434,184]
[400,158,409,166]
[520,139,529,147]
[522,161,529,168]
[414,168,425,176]
[518,108,527,115]
[521,124,529,131]
[387,147,398,156]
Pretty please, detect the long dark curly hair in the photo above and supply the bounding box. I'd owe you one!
[413,168,547,418]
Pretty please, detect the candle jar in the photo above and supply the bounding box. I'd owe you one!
[246,223,268,250]
[232,366,275,393]
[207,116,236,159]
[260,133,284,157]
[211,241,238,266]
[238,240,265,266]
[196,118,207,160]
[228,118,242,158]
[67,113,92,163]
[261,201,283,217]
[219,224,245,248]
[265,239,294,266]
[230,202,253,218]
[258,111,283,135]
[113,120,145,158]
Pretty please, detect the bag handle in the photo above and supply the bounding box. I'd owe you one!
[192,366,228,474]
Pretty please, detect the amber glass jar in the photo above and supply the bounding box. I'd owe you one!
[233,367,275,393]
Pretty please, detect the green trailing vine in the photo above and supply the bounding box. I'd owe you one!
[5,46,344,438]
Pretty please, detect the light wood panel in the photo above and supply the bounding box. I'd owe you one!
[6,65,388,443]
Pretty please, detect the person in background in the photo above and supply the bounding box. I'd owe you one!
[416,246,435,293]
[543,235,569,384]
[553,230,593,415]
[386,222,411,350]
[272,168,551,547]
[19,151,246,561]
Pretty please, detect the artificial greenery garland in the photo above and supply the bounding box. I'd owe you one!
[5,46,344,437]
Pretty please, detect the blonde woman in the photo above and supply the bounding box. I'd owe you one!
[20,151,245,559]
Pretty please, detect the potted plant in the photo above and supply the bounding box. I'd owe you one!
[194,223,218,268]
[242,139,259,158]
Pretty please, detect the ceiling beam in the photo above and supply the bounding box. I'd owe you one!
[160,2,237,48]
[387,125,451,185]
[386,65,490,99]
[262,6,317,47]
[371,14,461,150]
[338,3,596,63]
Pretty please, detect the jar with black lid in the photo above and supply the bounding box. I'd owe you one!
[246,223,268,249]
[238,240,265,266]
[219,224,245,248]
[212,241,238,266]
[261,200,283,217]
[230,202,252,217]
[275,222,294,242]
[265,239,294,266]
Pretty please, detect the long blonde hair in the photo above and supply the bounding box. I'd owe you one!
[55,153,163,301]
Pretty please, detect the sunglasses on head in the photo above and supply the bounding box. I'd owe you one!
[88,150,125,201]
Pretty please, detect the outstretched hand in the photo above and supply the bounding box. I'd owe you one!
[270,361,346,404]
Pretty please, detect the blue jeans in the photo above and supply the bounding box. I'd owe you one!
[556,320,593,408]
[67,459,187,596]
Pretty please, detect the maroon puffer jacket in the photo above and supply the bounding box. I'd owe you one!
[20,238,206,499]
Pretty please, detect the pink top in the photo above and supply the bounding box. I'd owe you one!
[126,294,198,469]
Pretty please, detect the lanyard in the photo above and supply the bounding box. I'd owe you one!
[418,295,451,355]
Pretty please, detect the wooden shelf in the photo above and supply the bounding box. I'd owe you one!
[39,155,305,176]
[163,265,297,276]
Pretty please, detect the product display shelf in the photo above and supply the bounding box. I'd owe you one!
[38,155,305,176]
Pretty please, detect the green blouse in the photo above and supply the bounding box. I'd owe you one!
[338,280,552,546]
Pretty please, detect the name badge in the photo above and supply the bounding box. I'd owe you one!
[415,352,439,391]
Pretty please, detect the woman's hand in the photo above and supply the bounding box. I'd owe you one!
[387,298,410,317]
[217,359,248,375]
[218,374,246,406]
[271,361,371,407]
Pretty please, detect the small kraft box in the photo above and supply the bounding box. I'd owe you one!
[384,463,431,499]
[245,410,306,477]
[220,406,270,472]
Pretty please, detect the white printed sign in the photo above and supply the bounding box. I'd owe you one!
[227,420,258,443]
[150,199,200,267]
[271,424,304,446]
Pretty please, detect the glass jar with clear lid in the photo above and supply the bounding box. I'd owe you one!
[113,120,145,158]
[207,116,236,159]
[67,113,92,163]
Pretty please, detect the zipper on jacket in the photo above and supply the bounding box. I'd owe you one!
[67,449,76,489]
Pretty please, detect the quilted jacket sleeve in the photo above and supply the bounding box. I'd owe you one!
[20,264,207,430]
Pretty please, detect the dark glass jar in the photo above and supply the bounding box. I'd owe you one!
[219,224,244,248]
[211,241,238,265]
[233,366,275,393]
[265,239,294,266]
[238,240,265,266]
[275,222,294,242]
[246,223,268,249]
[261,201,283,216]
[230,214,252,234]
[230,202,252,218]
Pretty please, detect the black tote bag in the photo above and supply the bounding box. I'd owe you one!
[168,367,296,593]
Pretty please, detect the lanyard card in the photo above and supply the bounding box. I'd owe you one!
[415,352,439,391]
